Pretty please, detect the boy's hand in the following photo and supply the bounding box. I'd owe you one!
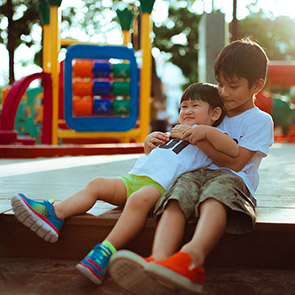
[170,124,192,140]
[144,131,170,154]
[183,125,208,144]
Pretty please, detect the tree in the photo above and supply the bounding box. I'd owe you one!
[0,0,40,84]
[231,0,238,41]
[238,11,295,61]
[153,6,202,89]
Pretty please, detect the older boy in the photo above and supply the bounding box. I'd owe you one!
[108,39,274,294]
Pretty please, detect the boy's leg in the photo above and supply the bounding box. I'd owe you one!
[76,185,161,285]
[145,198,226,292]
[151,200,186,260]
[11,177,127,243]
[108,199,186,294]
[104,185,162,249]
[146,170,254,292]
[54,177,127,219]
[181,197,227,266]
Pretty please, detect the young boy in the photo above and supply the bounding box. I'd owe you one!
[108,39,274,294]
[11,83,238,286]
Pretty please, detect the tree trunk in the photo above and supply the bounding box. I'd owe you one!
[231,0,239,41]
[6,0,15,84]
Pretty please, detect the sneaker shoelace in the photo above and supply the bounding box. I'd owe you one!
[32,202,50,217]
[91,245,111,269]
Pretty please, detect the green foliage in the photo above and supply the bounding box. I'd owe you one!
[0,0,40,48]
[154,5,295,89]
[237,10,295,61]
[153,6,201,89]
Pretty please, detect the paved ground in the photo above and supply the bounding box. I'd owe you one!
[1,257,295,295]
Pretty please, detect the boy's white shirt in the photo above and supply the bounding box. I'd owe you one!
[208,107,274,200]
[129,126,214,190]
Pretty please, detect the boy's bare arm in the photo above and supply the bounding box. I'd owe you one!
[170,125,239,157]
[189,125,239,157]
[196,140,255,172]
[170,125,254,171]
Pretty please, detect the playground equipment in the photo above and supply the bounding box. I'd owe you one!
[14,87,43,143]
[255,92,294,129]
[0,72,52,144]
[254,61,295,141]
[0,0,156,145]
[1,86,44,143]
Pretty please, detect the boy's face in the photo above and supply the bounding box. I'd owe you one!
[216,73,258,117]
[179,99,216,126]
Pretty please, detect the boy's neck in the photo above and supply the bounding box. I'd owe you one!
[226,101,255,117]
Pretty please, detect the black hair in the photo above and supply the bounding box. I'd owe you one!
[180,82,225,126]
[214,38,268,87]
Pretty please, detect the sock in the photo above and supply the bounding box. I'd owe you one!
[102,240,117,254]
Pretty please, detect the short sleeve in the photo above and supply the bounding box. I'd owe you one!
[238,112,274,156]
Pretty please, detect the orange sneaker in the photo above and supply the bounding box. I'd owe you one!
[143,256,155,262]
[145,252,204,293]
[109,250,175,295]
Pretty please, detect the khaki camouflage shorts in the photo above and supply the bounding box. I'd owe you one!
[154,168,256,234]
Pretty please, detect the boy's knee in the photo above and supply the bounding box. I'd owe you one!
[200,197,226,211]
[86,177,102,189]
[85,177,109,197]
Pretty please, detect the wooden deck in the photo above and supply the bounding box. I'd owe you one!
[1,143,295,294]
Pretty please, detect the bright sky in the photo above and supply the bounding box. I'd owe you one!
[0,0,295,87]
[199,0,295,21]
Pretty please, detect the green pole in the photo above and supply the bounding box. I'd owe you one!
[116,7,136,45]
[47,0,62,6]
[38,0,50,25]
[116,7,136,31]
[139,0,156,13]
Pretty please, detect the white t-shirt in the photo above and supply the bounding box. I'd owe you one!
[208,107,274,199]
[129,137,212,190]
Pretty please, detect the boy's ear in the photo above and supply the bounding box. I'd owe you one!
[252,78,265,94]
[211,107,222,122]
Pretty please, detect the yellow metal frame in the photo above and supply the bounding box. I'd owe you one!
[42,24,51,73]
[139,12,152,142]
[49,5,60,145]
[122,30,131,46]
[58,129,141,143]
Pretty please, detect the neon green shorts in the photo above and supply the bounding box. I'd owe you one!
[119,174,165,198]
